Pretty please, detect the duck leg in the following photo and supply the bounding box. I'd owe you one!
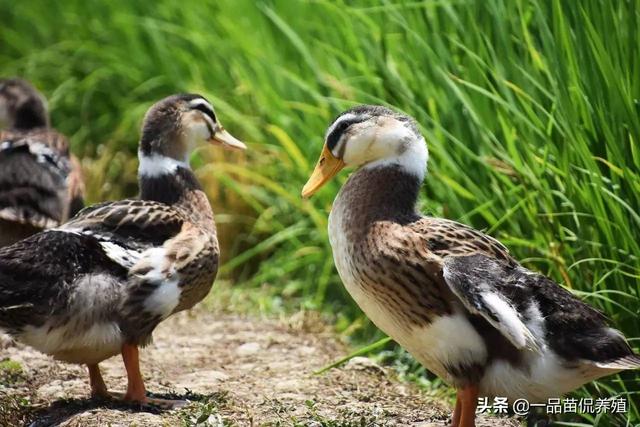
[451,389,462,427]
[121,343,147,403]
[87,363,108,398]
[458,384,479,427]
[120,342,188,409]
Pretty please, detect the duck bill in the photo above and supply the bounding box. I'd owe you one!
[210,127,247,151]
[301,144,345,198]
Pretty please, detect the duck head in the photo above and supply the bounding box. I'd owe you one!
[0,78,49,131]
[302,105,427,198]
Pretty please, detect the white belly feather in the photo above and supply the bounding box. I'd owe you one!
[18,273,124,365]
[15,241,185,365]
[20,321,123,365]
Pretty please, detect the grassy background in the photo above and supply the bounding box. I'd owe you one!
[1,0,638,424]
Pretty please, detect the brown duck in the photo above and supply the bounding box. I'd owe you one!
[302,105,640,427]
[0,93,246,406]
[0,78,84,246]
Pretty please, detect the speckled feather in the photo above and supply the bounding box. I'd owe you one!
[0,111,84,236]
[329,163,640,400]
[0,188,218,347]
[0,94,222,365]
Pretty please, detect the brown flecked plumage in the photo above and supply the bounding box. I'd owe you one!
[0,79,85,246]
[0,93,246,407]
[302,104,640,427]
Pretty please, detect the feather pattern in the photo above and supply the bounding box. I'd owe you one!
[62,199,186,247]
[0,180,219,362]
[0,94,227,366]
[329,163,640,401]
[0,128,84,240]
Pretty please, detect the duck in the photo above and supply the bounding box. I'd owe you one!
[301,105,640,427]
[0,93,246,406]
[0,78,85,246]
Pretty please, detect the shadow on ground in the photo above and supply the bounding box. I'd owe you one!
[1,308,518,426]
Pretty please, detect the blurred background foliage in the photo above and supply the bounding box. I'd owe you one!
[1,0,638,424]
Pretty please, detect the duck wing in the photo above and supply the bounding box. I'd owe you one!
[0,199,186,335]
[409,217,512,261]
[0,229,128,333]
[62,198,185,251]
[442,254,541,352]
[442,253,639,367]
[62,199,215,342]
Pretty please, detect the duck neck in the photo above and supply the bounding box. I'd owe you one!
[12,102,49,131]
[334,142,427,224]
[335,166,423,225]
[137,152,203,206]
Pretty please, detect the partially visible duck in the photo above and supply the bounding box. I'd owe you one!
[302,105,640,427]
[0,78,84,246]
[0,93,246,406]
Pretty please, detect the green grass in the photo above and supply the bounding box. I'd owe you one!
[179,391,230,427]
[0,359,30,426]
[0,359,24,384]
[1,0,638,424]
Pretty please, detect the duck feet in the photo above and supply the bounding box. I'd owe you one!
[87,347,188,409]
[450,390,462,427]
[120,342,188,409]
[108,391,189,409]
[121,342,146,399]
[451,384,478,427]
[88,363,109,399]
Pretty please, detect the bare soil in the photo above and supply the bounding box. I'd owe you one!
[0,308,518,426]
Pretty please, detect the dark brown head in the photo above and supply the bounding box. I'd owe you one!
[0,78,49,130]
[138,94,246,178]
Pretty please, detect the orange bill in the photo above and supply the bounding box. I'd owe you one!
[301,144,345,198]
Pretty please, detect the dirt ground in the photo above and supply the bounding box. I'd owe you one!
[0,308,519,426]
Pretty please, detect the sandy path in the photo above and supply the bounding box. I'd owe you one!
[0,309,517,426]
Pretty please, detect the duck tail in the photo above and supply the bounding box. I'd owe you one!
[596,354,640,370]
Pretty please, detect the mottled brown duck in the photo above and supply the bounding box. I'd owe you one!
[302,105,640,427]
[0,78,84,246]
[0,93,246,406]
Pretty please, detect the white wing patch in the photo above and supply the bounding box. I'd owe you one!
[442,257,541,353]
[48,226,183,318]
[144,277,180,318]
[480,292,540,352]
[99,241,142,269]
[134,247,182,318]
[0,139,69,175]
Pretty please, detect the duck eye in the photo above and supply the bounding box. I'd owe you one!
[188,99,217,124]
[327,121,351,151]
[326,115,369,152]
[191,104,216,122]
